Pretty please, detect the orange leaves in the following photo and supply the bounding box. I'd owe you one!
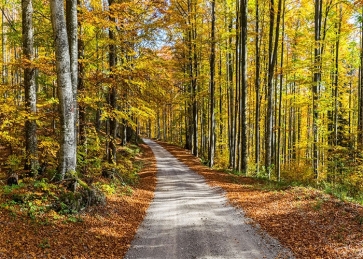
[0,144,157,258]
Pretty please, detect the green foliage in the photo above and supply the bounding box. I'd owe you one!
[312,198,324,211]
[66,215,84,223]
[325,147,363,203]
[280,163,315,184]
[227,169,245,177]
[77,126,102,174]
[6,154,22,171]
[2,183,25,195]
[33,178,56,192]
[38,238,51,249]
[99,183,117,195]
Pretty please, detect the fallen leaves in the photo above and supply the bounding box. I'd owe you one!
[0,143,157,258]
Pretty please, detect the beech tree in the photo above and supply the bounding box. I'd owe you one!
[208,0,216,167]
[50,0,76,179]
[22,0,38,172]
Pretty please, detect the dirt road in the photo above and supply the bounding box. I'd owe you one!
[125,139,293,259]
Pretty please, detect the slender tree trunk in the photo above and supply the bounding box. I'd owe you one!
[66,0,77,164]
[333,6,342,146]
[50,0,76,179]
[78,7,86,148]
[107,0,117,164]
[240,0,248,173]
[359,6,363,148]
[22,0,38,172]
[208,0,216,167]
[313,0,323,178]
[266,0,282,178]
[192,4,198,156]
[277,0,286,181]
[227,14,235,168]
[255,0,260,174]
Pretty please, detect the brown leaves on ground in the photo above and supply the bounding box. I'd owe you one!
[0,143,157,259]
[157,141,363,259]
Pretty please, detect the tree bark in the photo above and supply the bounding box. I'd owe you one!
[78,6,86,148]
[50,0,76,179]
[107,0,117,165]
[66,0,78,160]
[208,0,216,167]
[240,0,248,173]
[265,0,282,178]
[22,0,38,172]
[313,0,323,178]
[254,0,260,174]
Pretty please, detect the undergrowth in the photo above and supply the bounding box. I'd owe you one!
[0,139,145,221]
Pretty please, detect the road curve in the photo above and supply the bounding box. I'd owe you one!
[125,139,293,259]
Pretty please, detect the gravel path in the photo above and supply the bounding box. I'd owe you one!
[125,139,293,259]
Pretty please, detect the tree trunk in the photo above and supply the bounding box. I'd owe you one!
[227,14,235,168]
[107,0,117,165]
[66,0,78,161]
[313,0,322,178]
[208,0,216,167]
[78,9,86,148]
[240,0,248,173]
[50,0,76,179]
[22,0,38,172]
[359,6,363,147]
[254,0,260,174]
[277,0,286,181]
[266,0,282,178]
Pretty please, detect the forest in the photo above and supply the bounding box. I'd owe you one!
[1,0,363,257]
[0,0,363,216]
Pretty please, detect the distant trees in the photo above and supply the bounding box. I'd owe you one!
[1,0,363,197]
[146,0,363,197]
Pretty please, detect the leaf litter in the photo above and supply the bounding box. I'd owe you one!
[0,143,157,259]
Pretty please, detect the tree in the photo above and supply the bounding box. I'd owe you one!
[239,0,248,173]
[66,0,78,150]
[50,0,76,179]
[22,0,38,172]
[208,0,216,167]
[107,0,117,165]
[265,0,282,178]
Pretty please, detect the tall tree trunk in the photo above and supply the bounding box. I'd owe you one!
[66,0,77,164]
[192,1,198,156]
[50,0,76,179]
[313,0,323,178]
[22,0,38,172]
[2,1,7,87]
[227,13,235,168]
[107,0,117,165]
[277,0,286,181]
[265,0,282,178]
[359,5,363,148]
[255,0,260,174]
[208,0,216,167]
[78,4,86,148]
[240,0,248,173]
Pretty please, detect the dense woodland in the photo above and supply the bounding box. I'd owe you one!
[1,0,363,201]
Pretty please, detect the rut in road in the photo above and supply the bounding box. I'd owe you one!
[125,139,293,259]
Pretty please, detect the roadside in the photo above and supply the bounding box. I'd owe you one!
[157,140,363,259]
[0,143,157,258]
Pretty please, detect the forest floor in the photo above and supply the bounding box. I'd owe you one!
[1,140,363,258]
[156,141,363,259]
[0,143,157,259]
